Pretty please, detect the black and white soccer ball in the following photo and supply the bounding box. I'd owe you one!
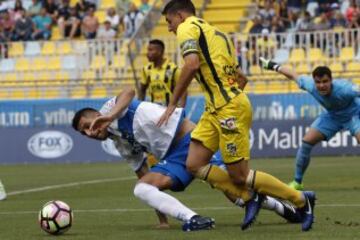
[38,200,73,235]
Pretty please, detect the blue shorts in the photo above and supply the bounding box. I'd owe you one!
[311,112,360,140]
[150,133,224,192]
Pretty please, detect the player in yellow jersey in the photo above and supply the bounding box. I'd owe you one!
[139,39,187,107]
[139,39,187,167]
[157,0,316,231]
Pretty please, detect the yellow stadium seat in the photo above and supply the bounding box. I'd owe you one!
[152,26,171,36]
[352,78,360,84]
[11,89,26,99]
[95,10,107,23]
[207,0,251,9]
[249,65,262,75]
[100,0,116,9]
[51,26,62,40]
[343,61,360,77]
[47,57,62,70]
[82,70,97,80]
[329,62,344,78]
[339,47,354,62]
[297,63,311,74]
[289,48,305,63]
[54,71,71,81]
[42,41,56,55]
[203,9,244,23]
[308,48,325,63]
[32,57,47,71]
[43,88,61,98]
[0,90,9,99]
[56,42,73,54]
[15,58,31,71]
[70,0,79,7]
[91,86,107,98]
[111,55,126,68]
[28,89,39,99]
[102,69,117,84]
[71,86,87,98]
[9,42,24,57]
[90,56,107,69]
[213,23,238,33]
[3,73,17,81]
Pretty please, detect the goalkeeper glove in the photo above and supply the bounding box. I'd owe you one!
[260,57,281,72]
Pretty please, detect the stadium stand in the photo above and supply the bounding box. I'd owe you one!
[1,0,360,99]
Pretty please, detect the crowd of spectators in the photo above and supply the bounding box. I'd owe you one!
[250,0,360,35]
[0,0,150,45]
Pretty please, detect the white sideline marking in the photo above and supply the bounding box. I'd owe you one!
[7,176,136,196]
[0,204,360,215]
[187,98,199,120]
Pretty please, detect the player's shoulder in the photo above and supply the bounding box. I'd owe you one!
[177,16,201,35]
[143,62,153,71]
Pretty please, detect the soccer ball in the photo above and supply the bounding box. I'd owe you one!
[38,200,73,235]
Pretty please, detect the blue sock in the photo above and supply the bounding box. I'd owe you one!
[294,141,314,184]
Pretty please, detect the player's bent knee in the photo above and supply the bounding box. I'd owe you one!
[228,171,247,186]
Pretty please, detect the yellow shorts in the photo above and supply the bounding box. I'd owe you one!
[191,93,252,164]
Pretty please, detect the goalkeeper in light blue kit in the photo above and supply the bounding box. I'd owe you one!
[260,57,360,190]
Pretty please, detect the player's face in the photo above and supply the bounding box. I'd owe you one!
[165,12,183,34]
[314,75,332,95]
[77,115,109,140]
[147,44,162,62]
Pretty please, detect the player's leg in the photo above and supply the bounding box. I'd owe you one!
[187,112,252,202]
[290,114,339,189]
[290,128,324,190]
[0,179,6,201]
[220,93,314,230]
[225,193,301,223]
[134,159,214,231]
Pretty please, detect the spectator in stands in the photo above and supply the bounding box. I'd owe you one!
[105,7,120,31]
[271,16,286,33]
[259,0,275,28]
[44,0,59,23]
[82,7,99,39]
[0,11,15,41]
[75,0,95,19]
[139,0,151,13]
[63,8,81,39]
[287,0,302,15]
[28,0,42,17]
[313,12,331,30]
[10,0,25,21]
[57,0,71,24]
[97,20,116,40]
[275,0,290,27]
[32,7,52,40]
[295,11,315,31]
[13,9,33,41]
[256,28,275,59]
[347,7,360,28]
[249,15,264,34]
[123,3,144,38]
[345,0,359,23]
[330,10,347,29]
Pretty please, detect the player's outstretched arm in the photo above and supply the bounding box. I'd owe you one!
[90,87,135,132]
[259,57,298,81]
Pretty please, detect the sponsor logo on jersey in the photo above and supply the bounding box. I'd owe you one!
[28,131,73,158]
[101,139,121,157]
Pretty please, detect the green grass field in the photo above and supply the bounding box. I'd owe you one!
[1,156,359,240]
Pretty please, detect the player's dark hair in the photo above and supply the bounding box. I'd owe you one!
[149,39,165,53]
[72,107,97,131]
[162,0,196,15]
[312,66,332,80]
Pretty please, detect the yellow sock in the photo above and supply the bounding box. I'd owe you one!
[197,164,251,202]
[251,171,304,208]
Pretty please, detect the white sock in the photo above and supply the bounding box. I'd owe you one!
[262,196,284,215]
[133,182,196,221]
[234,198,245,207]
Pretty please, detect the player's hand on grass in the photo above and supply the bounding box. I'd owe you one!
[259,57,280,71]
[157,104,176,127]
[90,115,112,135]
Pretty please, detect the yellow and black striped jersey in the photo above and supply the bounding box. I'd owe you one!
[141,59,180,106]
[177,16,241,112]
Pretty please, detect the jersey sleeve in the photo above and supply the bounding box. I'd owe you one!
[340,81,360,98]
[177,22,200,57]
[296,75,314,92]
